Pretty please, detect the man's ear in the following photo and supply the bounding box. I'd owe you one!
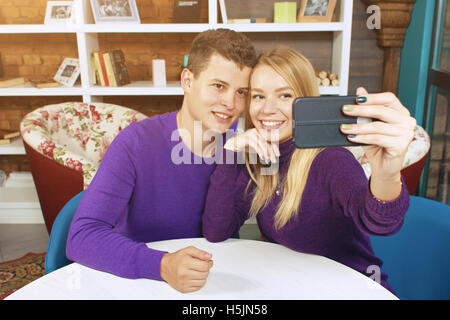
[181,68,193,92]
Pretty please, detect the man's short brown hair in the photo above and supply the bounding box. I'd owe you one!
[187,29,257,77]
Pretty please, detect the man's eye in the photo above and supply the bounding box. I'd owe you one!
[214,83,224,89]
[237,90,248,97]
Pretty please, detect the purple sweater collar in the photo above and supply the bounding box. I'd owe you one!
[277,139,295,164]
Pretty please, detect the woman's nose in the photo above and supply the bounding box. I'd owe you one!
[261,98,277,114]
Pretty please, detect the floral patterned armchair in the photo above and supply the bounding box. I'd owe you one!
[20,102,147,233]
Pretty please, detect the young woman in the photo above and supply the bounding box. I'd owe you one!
[202,47,416,295]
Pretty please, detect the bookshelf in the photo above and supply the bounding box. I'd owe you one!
[0,0,353,104]
[0,0,353,223]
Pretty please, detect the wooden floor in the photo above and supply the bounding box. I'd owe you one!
[0,224,49,263]
[0,223,260,263]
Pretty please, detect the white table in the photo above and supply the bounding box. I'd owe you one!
[6,238,397,300]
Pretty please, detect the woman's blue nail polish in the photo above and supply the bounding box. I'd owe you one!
[348,134,357,139]
[356,96,367,103]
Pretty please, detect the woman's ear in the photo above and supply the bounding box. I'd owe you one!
[181,68,193,92]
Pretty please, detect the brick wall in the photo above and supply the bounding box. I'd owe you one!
[0,0,385,175]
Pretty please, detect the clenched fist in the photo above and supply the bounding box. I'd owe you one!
[160,246,214,293]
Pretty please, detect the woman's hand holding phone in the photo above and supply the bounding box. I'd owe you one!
[340,87,416,201]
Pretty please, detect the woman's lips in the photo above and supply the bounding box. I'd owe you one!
[259,120,285,130]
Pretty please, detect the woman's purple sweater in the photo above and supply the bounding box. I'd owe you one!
[202,139,409,294]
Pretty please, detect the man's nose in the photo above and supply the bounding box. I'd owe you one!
[220,91,235,110]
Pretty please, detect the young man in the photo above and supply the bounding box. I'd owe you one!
[66,29,256,293]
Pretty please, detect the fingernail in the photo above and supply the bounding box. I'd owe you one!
[348,134,357,139]
[356,96,367,103]
[341,124,353,130]
[343,105,354,112]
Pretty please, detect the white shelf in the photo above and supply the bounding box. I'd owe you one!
[82,22,344,33]
[83,23,213,33]
[0,82,83,96]
[0,172,43,224]
[0,187,40,208]
[0,22,344,34]
[0,24,79,34]
[0,138,25,155]
[219,22,345,33]
[87,81,184,95]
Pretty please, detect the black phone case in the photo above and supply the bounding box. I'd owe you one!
[293,95,366,149]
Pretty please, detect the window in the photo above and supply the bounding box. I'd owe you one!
[422,0,450,204]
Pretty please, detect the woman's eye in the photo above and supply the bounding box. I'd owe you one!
[252,95,264,100]
[281,93,293,99]
[214,83,224,90]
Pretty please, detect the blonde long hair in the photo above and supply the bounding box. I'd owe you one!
[245,47,323,230]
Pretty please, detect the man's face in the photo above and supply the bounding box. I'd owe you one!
[183,54,252,134]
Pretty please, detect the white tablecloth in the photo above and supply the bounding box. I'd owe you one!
[6,238,397,300]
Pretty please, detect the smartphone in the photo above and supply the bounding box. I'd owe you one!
[292,95,372,149]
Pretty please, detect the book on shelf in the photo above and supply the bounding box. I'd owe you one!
[103,52,118,87]
[109,50,130,86]
[172,0,202,23]
[92,52,105,86]
[0,77,26,88]
[31,80,59,88]
[92,50,130,87]
[97,51,110,87]
[274,2,297,23]
[0,129,20,146]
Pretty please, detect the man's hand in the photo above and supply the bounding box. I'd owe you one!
[160,246,213,293]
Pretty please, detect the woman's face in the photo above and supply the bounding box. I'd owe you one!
[249,64,295,143]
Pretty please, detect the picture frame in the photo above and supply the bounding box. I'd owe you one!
[54,58,80,87]
[90,0,141,24]
[44,1,76,24]
[297,0,337,23]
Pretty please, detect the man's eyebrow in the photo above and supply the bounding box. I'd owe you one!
[212,78,249,90]
[211,79,230,86]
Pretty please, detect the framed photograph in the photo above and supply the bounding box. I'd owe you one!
[44,1,75,24]
[297,0,337,23]
[90,0,141,24]
[54,58,80,87]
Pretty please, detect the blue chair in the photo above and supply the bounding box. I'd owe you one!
[45,190,85,274]
[370,196,450,300]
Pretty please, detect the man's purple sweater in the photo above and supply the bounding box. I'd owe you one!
[66,111,217,280]
[202,139,409,294]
